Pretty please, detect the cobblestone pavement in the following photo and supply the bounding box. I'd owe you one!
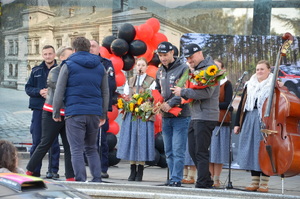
[0,87,32,145]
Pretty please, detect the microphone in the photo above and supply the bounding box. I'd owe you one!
[138,69,142,75]
[237,71,248,82]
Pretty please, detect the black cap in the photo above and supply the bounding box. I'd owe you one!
[183,43,202,57]
[157,42,173,53]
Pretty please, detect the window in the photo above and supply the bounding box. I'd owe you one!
[9,64,13,76]
[27,39,32,55]
[14,64,18,77]
[56,38,62,49]
[34,39,39,54]
[9,40,13,55]
[15,40,18,55]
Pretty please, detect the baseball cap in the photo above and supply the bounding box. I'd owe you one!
[157,42,173,53]
[183,43,202,57]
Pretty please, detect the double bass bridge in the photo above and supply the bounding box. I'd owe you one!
[261,129,278,135]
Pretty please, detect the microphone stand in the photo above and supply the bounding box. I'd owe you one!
[215,78,245,190]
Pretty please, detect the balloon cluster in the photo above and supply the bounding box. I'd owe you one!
[146,132,167,168]
[100,18,168,82]
[102,18,168,166]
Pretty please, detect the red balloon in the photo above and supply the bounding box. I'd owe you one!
[146,18,160,33]
[146,64,158,79]
[151,32,168,50]
[115,71,126,87]
[100,46,112,59]
[110,55,123,73]
[108,120,120,135]
[137,23,154,42]
[154,114,162,134]
[107,105,119,121]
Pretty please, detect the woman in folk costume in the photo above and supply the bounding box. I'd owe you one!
[234,60,273,192]
[117,57,156,181]
[209,59,233,188]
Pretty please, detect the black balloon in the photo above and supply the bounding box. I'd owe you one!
[173,45,179,58]
[122,54,135,71]
[149,53,160,67]
[102,35,117,53]
[157,153,167,168]
[108,148,121,166]
[107,132,117,151]
[129,40,147,56]
[155,132,164,153]
[145,149,160,166]
[110,38,129,57]
[118,23,136,43]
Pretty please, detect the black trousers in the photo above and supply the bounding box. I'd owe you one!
[27,111,74,179]
[188,120,217,188]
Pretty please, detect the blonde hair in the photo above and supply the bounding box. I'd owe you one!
[257,60,271,69]
[56,46,72,59]
[136,57,148,65]
[0,140,18,173]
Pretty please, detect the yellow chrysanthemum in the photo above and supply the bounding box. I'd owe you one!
[132,94,139,99]
[137,97,143,105]
[117,99,123,109]
[206,65,218,76]
[199,70,205,77]
[129,102,135,112]
[201,79,207,84]
[135,107,139,112]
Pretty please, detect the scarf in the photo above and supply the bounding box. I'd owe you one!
[244,73,273,120]
[220,76,228,86]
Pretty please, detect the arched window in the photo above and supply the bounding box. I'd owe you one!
[9,64,13,76]
[14,64,18,77]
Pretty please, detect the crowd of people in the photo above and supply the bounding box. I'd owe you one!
[0,36,285,193]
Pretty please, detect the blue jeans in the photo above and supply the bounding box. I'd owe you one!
[162,116,190,183]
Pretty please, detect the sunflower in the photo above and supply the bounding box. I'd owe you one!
[201,79,207,84]
[206,65,218,76]
[132,94,139,99]
[117,98,123,109]
[129,102,135,112]
[137,97,144,105]
[199,70,205,77]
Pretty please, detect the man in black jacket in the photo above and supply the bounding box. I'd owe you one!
[25,45,60,178]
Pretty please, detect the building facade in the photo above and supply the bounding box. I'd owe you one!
[2,1,193,90]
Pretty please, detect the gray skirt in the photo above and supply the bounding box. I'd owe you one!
[117,113,155,162]
[237,109,263,171]
[210,125,230,164]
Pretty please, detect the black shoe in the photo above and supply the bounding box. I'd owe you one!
[52,173,60,179]
[169,181,181,187]
[101,172,109,178]
[46,172,53,179]
[135,165,144,181]
[128,164,137,181]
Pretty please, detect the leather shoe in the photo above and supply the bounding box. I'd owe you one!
[182,179,195,184]
[257,184,269,193]
[169,181,181,187]
[101,172,109,178]
[245,183,259,191]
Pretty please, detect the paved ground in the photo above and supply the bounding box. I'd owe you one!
[1,86,300,198]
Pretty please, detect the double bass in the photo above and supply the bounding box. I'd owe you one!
[259,32,300,177]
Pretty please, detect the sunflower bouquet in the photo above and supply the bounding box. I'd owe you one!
[117,89,155,122]
[189,65,226,88]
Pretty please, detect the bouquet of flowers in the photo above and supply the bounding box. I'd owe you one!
[177,64,226,89]
[176,64,226,104]
[189,65,226,88]
[117,89,155,122]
